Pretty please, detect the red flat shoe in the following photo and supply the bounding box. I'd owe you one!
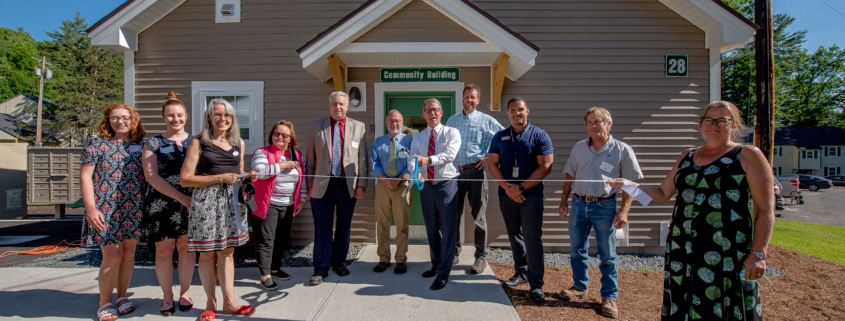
[223,305,256,315]
[200,309,216,321]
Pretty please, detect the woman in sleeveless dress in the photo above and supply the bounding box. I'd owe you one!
[180,98,255,320]
[140,91,195,315]
[610,101,774,320]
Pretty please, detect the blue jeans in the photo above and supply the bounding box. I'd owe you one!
[568,195,618,300]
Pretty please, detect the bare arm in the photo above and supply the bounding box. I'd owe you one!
[610,149,690,203]
[80,164,105,231]
[180,139,238,188]
[613,192,633,229]
[521,154,554,190]
[558,173,575,219]
[142,144,190,206]
[487,153,508,190]
[740,145,775,280]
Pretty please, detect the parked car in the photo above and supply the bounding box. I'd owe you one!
[825,175,845,186]
[775,175,804,205]
[796,175,833,191]
[774,180,784,210]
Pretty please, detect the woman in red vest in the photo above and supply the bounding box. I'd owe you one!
[249,120,306,290]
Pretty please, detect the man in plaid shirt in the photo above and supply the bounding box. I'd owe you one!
[445,84,504,274]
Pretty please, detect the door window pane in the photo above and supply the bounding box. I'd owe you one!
[234,96,251,139]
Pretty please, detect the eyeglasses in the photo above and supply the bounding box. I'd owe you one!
[213,114,233,120]
[272,132,291,139]
[109,116,131,123]
[423,108,442,114]
[699,117,733,127]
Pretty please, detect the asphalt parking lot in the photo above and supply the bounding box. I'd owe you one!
[777,185,845,228]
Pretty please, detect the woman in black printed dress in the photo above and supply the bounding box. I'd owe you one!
[610,101,774,320]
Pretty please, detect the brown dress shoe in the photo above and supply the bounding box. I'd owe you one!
[394,263,407,274]
[601,299,618,319]
[373,262,390,273]
[559,286,588,301]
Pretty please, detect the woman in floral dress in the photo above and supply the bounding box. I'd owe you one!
[80,103,147,321]
[180,98,256,320]
[140,91,195,316]
[610,101,774,320]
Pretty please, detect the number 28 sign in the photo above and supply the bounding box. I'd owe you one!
[665,54,688,77]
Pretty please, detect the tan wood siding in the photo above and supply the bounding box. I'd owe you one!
[353,0,484,43]
[135,0,707,250]
[472,0,708,249]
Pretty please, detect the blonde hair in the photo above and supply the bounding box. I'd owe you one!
[701,101,746,140]
[584,107,612,124]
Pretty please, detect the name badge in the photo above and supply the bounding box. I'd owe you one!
[160,145,175,154]
[398,151,408,158]
[233,151,240,157]
[351,141,359,148]
[502,136,510,140]
[600,161,614,173]
[512,166,519,177]
[129,145,142,153]
[471,122,479,127]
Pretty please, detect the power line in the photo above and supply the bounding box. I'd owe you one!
[819,0,845,20]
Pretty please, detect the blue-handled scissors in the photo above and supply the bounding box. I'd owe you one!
[402,156,424,197]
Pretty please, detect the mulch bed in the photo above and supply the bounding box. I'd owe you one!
[490,246,845,320]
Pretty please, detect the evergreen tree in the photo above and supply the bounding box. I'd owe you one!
[41,13,123,146]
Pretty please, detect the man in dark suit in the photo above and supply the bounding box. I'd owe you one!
[306,91,369,285]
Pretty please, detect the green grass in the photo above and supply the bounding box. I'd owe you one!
[770,220,845,266]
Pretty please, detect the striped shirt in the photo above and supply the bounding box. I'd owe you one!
[251,149,306,206]
[446,110,504,166]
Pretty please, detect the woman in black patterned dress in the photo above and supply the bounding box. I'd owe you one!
[141,91,195,315]
[180,98,255,320]
[610,101,774,320]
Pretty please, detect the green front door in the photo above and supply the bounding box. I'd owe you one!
[384,92,454,225]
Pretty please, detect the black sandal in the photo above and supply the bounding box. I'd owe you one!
[160,300,175,316]
[178,297,193,312]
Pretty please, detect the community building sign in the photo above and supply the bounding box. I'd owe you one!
[381,68,460,82]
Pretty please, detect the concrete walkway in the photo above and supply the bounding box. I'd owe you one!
[0,244,519,320]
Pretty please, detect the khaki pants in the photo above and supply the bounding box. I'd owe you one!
[375,180,412,263]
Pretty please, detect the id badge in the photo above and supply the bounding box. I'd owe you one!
[512,166,519,177]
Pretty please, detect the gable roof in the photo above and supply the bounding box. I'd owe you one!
[774,127,845,149]
[0,113,59,143]
[296,0,538,54]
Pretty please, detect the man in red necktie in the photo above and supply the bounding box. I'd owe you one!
[408,98,461,291]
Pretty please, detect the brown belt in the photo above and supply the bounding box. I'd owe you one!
[574,193,616,203]
[458,164,478,170]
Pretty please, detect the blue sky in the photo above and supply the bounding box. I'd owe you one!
[2,0,844,51]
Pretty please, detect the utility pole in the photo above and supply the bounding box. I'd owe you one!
[32,56,52,147]
[754,0,775,165]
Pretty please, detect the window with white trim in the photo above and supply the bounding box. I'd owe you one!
[824,167,842,176]
[773,167,782,176]
[824,146,842,157]
[802,150,819,159]
[191,81,264,154]
[773,147,783,157]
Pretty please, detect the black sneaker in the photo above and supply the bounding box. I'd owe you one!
[309,271,328,286]
[503,273,528,288]
[271,270,290,281]
[260,277,278,290]
[529,287,545,302]
[332,264,350,276]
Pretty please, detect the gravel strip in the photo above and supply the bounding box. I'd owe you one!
[14,245,361,269]
[487,247,788,278]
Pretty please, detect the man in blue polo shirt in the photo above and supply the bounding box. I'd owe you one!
[487,97,554,302]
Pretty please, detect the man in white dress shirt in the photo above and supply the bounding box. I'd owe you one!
[408,98,461,291]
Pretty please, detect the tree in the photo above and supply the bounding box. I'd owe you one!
[40,13,123,146]
[720,14,808,124]
[0,27,39,101]
[778,46,845,127]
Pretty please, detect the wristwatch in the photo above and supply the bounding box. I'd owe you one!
[518,185,526,192]
[749,250,766,260]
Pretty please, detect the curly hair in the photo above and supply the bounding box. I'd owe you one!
[97,103,145,142]
[267,120,298,148]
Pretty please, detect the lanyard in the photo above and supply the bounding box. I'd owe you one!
[508,127,523,166]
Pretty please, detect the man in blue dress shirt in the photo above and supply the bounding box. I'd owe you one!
[369,110,414,274]
[445,84,504,274]
[488,98,554,302]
